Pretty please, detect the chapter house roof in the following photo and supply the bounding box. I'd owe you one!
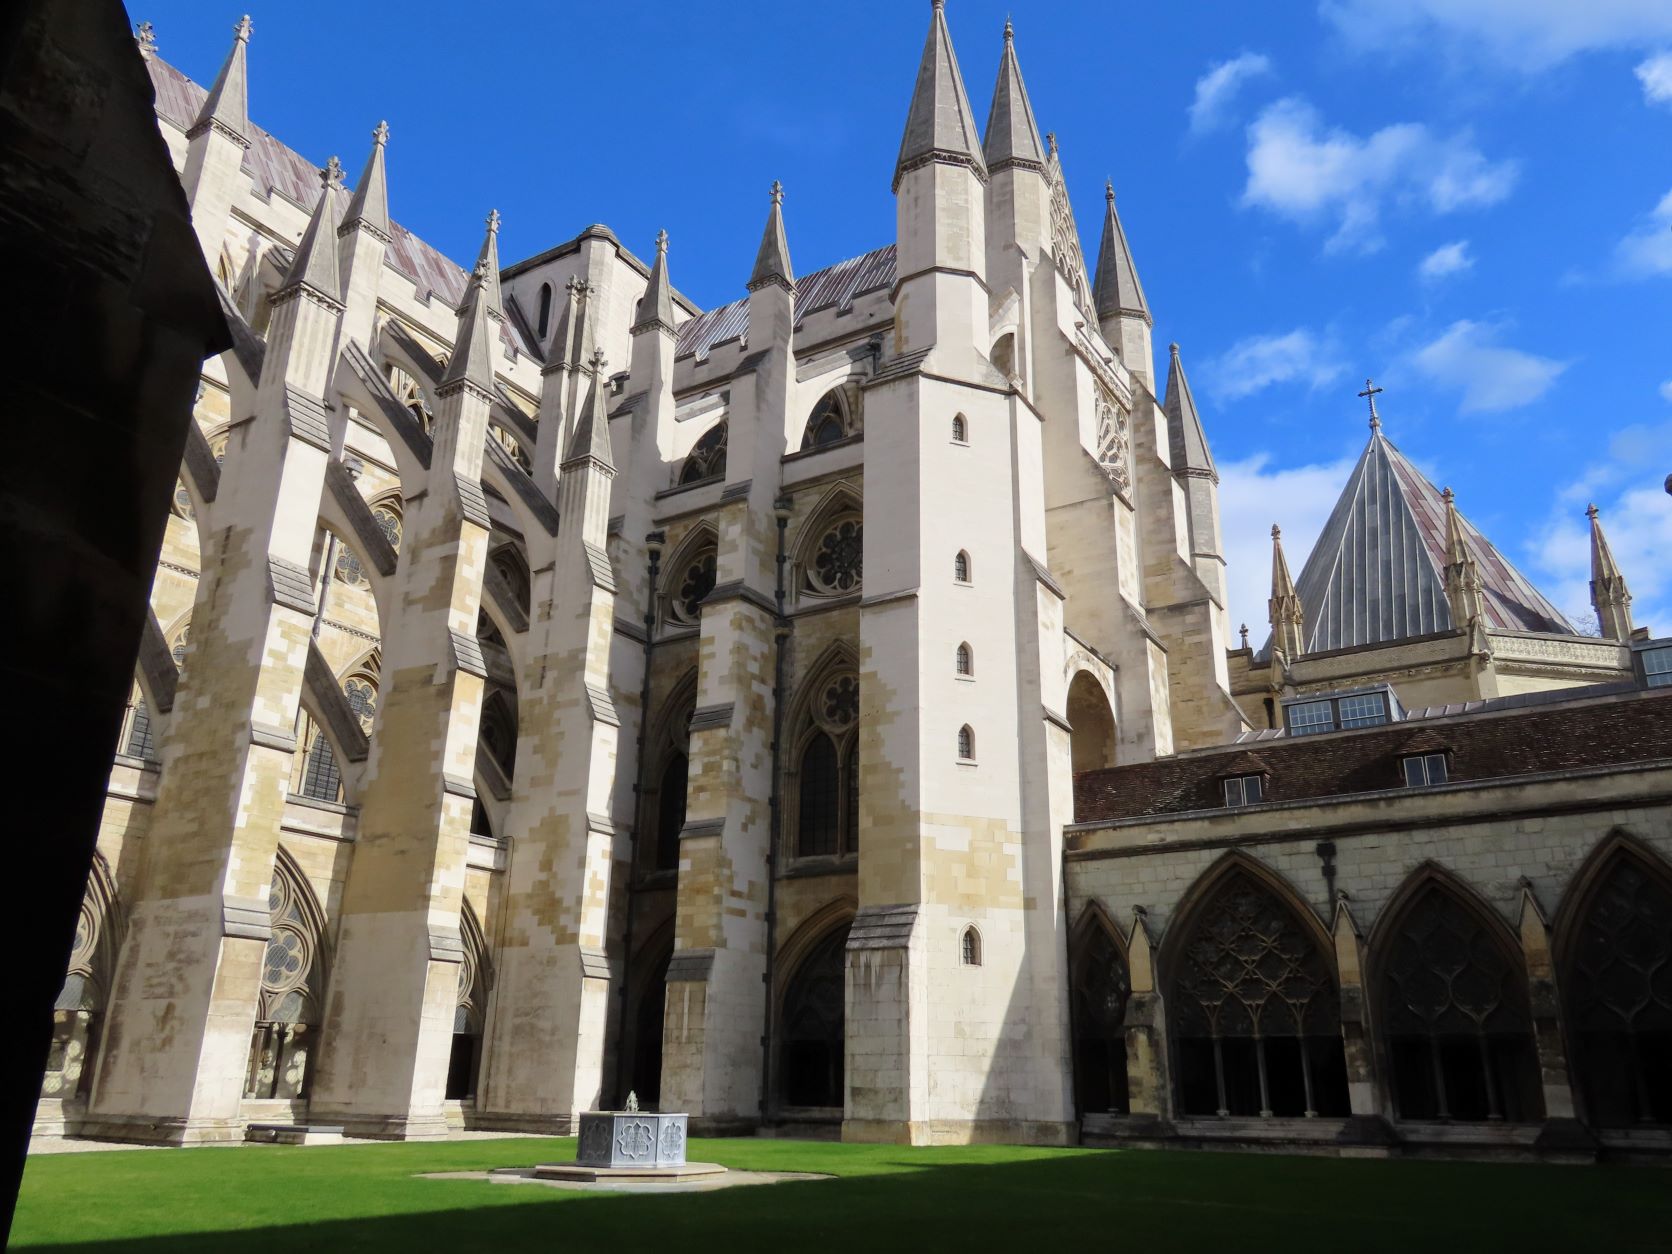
[1265,425,1574,657]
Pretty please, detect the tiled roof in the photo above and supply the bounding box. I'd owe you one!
[1263,428,1573,657]
[147,58,534,359]
[674,245,895,362]
[1073,686,1672,825]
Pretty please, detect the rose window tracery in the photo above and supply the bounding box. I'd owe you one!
[344,677,377,731]
[669,549,717,626]
[822,676,858,729]
[808,520,863,597]
[373,504,402,552]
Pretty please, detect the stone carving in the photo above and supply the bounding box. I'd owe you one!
[574,1109,691,1168]
[1094,389,1130,494]
[1046,140,1093,319]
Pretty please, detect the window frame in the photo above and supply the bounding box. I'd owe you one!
[1402,752,1449,788]
[957,724,976,762]
[955,642,974,678]
[1637,642,1672,689]
[951,414,969,445]
[1222,774,1265,808]
[1282,688,1397,737]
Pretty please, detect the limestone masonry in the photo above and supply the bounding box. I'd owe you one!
[38,5,1672,1160]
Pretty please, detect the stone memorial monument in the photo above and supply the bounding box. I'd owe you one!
[535,1094,724,1183]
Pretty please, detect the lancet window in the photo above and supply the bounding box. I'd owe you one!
[679,419,728,485]
[1564,848,1672,1125]
[1168,866,1349,1118]
[290,710,343,804]
[244,856,326,1101]
[1379,881,1541,1122]
[121,684,156,760]
[1071,916,1131,1114]
[790,667,860,860]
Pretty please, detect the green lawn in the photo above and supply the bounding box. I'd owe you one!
[11,1136,1672,1253]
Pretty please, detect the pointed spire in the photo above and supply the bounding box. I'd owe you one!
[1441,486,1486,628]
[982,16,1045,173]
[190,15,252,145]
[544,276,580,373]
[894,0,988,192]
[1162,343,1217,481]
[1269,524,1305,658]
[277,158,345,303]
[748,181,794,294]
[471,210,505,324]
[440,257,496,394]
[1094,182,1151,326]
[564,349,617,472]
[341,121,391,241]
[1587,502,1634,640]
[633,229,677,335]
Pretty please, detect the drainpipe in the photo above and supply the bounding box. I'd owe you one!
[614,531,663,1106]
[758,499,793,1124]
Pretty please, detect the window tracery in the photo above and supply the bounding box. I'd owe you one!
[789,666,860,859]
[344,675,377,732]
[291,711,343,803]
[665,543,717,628]
[1380,882,1541,1122]
[958,725,975,760]
[169,623,190,668]
[1094,388,1131,495]
[172,479,194,521]
[1046,152,1094,319]
[387,362,432,432]
[1169,867,1349,1118]
[1072,919,1131,1114]
[800,388,861,450]
[447,903,490,1100]
[806,519,863,598]
[679,420,728,485]
[245,857,325,1100]
[1566,850,1672,1125]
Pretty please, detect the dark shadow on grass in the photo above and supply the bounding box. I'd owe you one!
[15,1146,1672,1254]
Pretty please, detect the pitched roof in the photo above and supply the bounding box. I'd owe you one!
[982,22,1045,173]
[894,1,987,191]
[148,57,534,360]
[674,244,895,362]
[1093,184,1150,326]
[1264,426,1574,656]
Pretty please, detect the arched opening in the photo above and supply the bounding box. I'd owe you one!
[957,725,975,761]
[679,419,728,485]
[446,902,490,1101]
[656,753,689,871]
[955,643,973,676]
[1071,910,1130,1115]
[951,414,968,444]
[1376,874,1542,1122]
[627,937,673,1108]
[786,653,859,860]
[41,856,121,1106]
[991,332,1016,379]
[954,550,971,583]
[1166,861,1349,1118]
[1561,842,1672,1126]
[661,529,718,630]
[290,709,344,803]
[779,922,850,1109]
[798,734,840,857]
[961,926,982,966]
[641,679,696,873]
[120,680,156,760]
[801,388,857,450]
[478,687,518,781]
[1067,671,1117,779]
[536,282,553,340]
[490,543,532,619]
[245,853,328,1101]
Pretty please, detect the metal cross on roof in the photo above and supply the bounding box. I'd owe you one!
[1357,378,1384,430]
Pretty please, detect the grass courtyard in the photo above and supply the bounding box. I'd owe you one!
[12,1136,1672,1253]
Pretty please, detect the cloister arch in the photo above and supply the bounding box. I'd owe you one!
[775,903,855,1112]
[1070,902,1131,1115]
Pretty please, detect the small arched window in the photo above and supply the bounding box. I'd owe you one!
[956,643,973,676]
[536,282,553,340]
[797,733,841,857]
[957,725,975,761]
[961,926,982,966]
[951,414,968,444]
[954,551,971,583]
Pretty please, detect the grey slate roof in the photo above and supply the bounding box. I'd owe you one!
[674,244,895,362]
[982,23,1045,172]
[1264,427,1574,657]
[894,1,987,191]
[1093,186,1151,326]
[1161,344,1215,478]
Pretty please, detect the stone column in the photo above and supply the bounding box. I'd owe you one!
[309,260,496,1139]
[1519,885,1596,1156]
[89,167,345,1145]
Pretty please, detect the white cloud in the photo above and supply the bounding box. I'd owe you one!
[1418,241,1474,282]
[1527,421,1672,636]
[1614,188,1672,278]
[1409,320,1568,413]
[1207,328,1347,401]
[1189,53,1273,134]
[1660,380,1672,402]
[1218,453,1358,640]
[1241,99,1518,252]
[1637,51,1672,104]
[1321,0,1672,71]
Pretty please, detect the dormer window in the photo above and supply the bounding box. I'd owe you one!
[1402,753,1449,787]
[1223,774,1264,807]
[1282,687,1400,737]
[1639,642,1672,689]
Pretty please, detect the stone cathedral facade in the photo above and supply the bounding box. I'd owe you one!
[38,5,1672,1159]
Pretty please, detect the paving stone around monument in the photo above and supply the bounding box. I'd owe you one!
[422,1168,832,1195]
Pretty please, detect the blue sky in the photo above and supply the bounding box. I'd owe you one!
[139,0,1672,638]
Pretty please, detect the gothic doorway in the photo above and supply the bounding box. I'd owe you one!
[779,922,850,1110]
[628,946,672,1109]
[1070,911,1130,1114]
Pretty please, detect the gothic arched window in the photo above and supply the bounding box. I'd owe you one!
[1378,880,1542,1122]
[372,499,402,553]
[956,643,973,677]
[642,684,695,875]
[664,538,717,629]
[958,725,975,761]
[961,927,982,966]
[1564,847,1672,1126]
[790,667,860,860]
[801,388,858,450]
[42,858,120,1104]
[344,674,378,732]
[479,687,518,780]
[1071,917,1131,1114]
[779,923,850,1109]
[291,711,343,803]
[952,414,968,444]
[123,686,155,760]
[954,550,971,583]
[536,282,553,340]
[1168,865,1349,1118]
[245,856,326,1100]
[679,420,728,485]
[447,902,490,1101]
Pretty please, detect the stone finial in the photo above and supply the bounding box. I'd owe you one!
[1239,623,1250,648]
[770,179,784,207]
[1004,15,1013,40]
[486,208,501,235]
[1586,501,1600,522]
[656,228,669,255]
[472,257,490,282]
[589,347,607,375]
[372,120,390,146]
[625,1091,639,1113]
[234,14,252,41]
[1271,523,1281,540]
[1046,130,1058,156]
[1169,342,1180,356]
[1105,179,1115,206]
[1442,486,1455,507]
[322,156,344,188]
[135,21,157,59]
